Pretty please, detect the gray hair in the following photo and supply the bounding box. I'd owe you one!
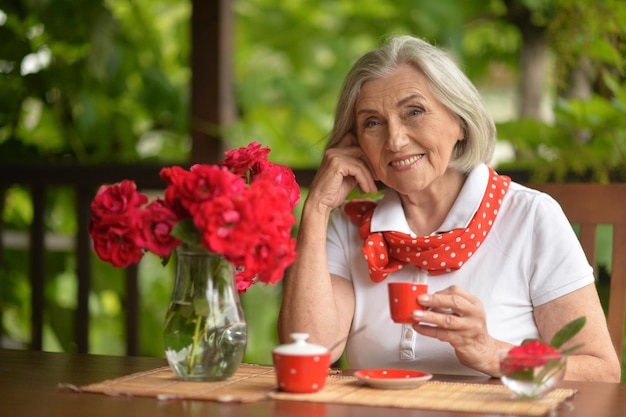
[326,35,495,172]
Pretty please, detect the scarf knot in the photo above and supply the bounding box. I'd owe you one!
[344,168,510,282]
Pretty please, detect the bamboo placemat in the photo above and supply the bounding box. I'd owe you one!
[272,377,577,416]
[74,364,577,416]
[77,364,277,403]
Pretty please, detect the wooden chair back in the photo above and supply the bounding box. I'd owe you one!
[528,183,626,364]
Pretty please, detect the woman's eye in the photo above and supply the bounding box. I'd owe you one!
[408,108,423,117]
[364,119,379,128]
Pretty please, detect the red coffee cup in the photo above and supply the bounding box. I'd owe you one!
[387,282,428,323]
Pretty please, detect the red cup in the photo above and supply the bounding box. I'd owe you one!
[272,333,331,393]
[388,282,428,323]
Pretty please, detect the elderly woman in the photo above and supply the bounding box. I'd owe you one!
[278,35,620,381]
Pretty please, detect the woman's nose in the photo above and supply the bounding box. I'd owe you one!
[386,118,410,151]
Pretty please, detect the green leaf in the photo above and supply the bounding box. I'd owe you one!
[193,297,210,316]
[550,316,586,349]
[171,218,201,244]
[561,343,585,356]
[160,253,171,267]
[510,368,535,382]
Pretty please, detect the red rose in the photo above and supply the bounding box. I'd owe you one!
[501,340,562,374]
[179,165,246,215]
[220,141,270,176]
[90,221,144,268]
[132,200,181,257]
[236,180,297,283]
[90,180,148,220]
[160,165,188,187]
[253,160,301,209]
[88,181,148,268]
[244,234,297,285]
[193,196,249,260]
[235,268,256,293]
[160,166,192,219]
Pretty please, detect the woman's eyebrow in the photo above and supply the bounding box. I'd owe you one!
[355,107,378,117]
[397,93,425,107]
[355,94,426,117]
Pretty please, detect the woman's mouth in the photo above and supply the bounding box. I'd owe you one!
[389,154,423,168]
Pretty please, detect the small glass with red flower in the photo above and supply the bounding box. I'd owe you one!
[499,317,585,399]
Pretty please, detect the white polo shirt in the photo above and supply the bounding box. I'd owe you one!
[326,164,594,376]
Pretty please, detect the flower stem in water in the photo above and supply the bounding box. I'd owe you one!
[187,313,203,374]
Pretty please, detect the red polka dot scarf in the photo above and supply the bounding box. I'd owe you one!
[344,167,510,282]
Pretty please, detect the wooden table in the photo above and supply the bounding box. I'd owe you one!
[1,348,624,417]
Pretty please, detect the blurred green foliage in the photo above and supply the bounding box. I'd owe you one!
[0,0,190,163]
[497,0,626,182]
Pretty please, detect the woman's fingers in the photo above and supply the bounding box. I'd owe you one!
[336,132,380,184]
[414,285,477,320]
[411,285,488,343]
[311,143,378,203]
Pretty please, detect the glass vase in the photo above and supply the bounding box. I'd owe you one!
[163,243,247,381]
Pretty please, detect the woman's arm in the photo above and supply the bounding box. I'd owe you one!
[277,134,376,362]
[534,284,621,382]
[529,193,621,381]
[277,203,355,361]
[412,283,621,381]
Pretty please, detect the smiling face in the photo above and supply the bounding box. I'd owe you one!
[354,64,464,195]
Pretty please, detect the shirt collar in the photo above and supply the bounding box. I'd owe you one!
[370,164,489,237]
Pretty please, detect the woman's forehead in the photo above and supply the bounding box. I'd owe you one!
[355,66,435,111]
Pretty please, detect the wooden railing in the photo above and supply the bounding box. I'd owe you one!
[0,165,161,355]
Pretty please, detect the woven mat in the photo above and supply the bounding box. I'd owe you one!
[75,364,576,416]
[77,364,276,403]
[273,376,577,417]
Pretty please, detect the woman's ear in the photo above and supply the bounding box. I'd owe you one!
[455,116,467,141]
[338,131,359,148]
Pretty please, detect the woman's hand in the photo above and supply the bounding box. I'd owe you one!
[308,133,378,213]
[411,285,509,376]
